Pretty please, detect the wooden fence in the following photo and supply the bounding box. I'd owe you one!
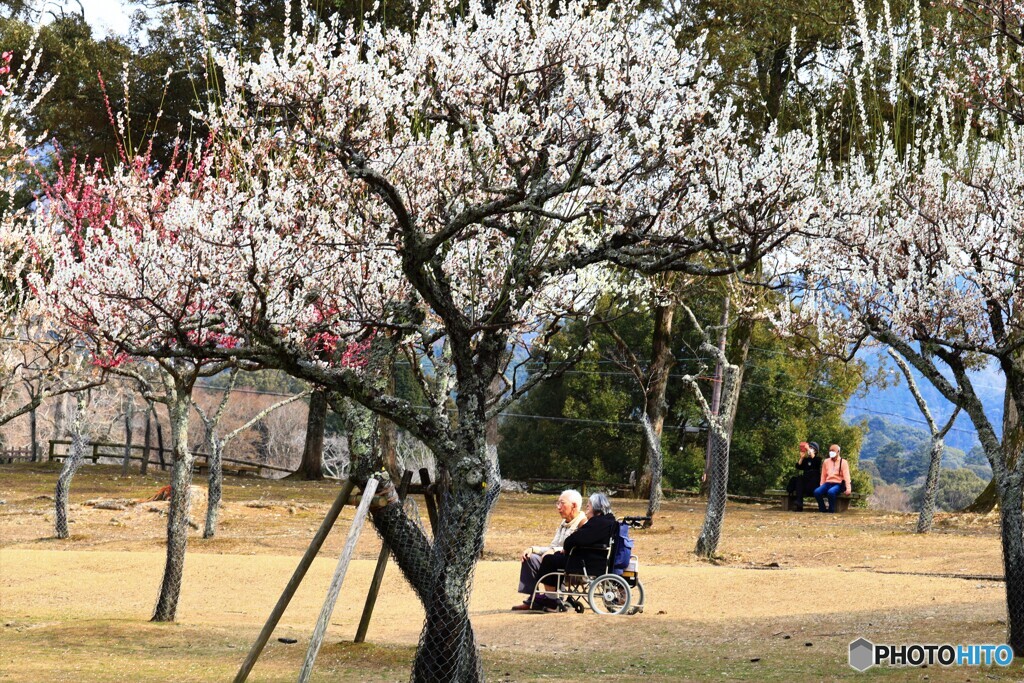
[524,477,628,496]
[45,439,292,477]
[0,447,35,464]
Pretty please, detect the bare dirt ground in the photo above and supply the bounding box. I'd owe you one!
[0,462,1019,681]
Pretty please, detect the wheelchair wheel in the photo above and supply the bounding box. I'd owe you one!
[629,580,645,615]
[587,574,631,615]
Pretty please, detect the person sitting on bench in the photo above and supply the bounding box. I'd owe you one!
[814,444,852,513]
[785,441,821,512]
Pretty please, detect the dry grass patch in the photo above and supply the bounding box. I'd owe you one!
[0,463,1019,681]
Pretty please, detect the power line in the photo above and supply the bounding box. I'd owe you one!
[195,383,307,398]
[494,411,697,431]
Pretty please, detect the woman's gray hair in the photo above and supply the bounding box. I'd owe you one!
[588,492,613,516]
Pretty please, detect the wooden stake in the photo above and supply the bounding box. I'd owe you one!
[354,470,413,643]
[233,479,355,683]
[297,477,379,683]
[418,467,439,534]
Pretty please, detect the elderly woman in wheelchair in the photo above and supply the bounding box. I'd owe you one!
[527,492,646,615]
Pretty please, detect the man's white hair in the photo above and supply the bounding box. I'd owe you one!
[561,489,583,509]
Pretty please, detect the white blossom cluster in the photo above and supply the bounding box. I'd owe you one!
[793,4,1024,356]
[32,153,231,362]
[1,37,54,334]
[197,0,820,354]
[33,0,824,371]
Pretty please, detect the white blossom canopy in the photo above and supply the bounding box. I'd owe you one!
[35,0,821,403]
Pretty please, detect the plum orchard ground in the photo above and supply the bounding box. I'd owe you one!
[0,463,1019,681]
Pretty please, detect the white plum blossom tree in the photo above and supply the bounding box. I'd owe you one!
[0,46,98,429]
[796,1,1024,652]
[31,147,233,622]
[33,0,822,676]
[193,3,821,677]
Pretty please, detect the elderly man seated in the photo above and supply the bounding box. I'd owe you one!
[512,489,586,611]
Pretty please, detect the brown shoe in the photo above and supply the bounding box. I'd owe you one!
[511,602,538,611]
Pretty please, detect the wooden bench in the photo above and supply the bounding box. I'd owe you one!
[764,489,862,512]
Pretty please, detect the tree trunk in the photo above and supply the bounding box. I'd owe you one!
[203,439,223,539]
[152,394,194,622]
[916,436,945,533]
[347,380,491,682]
[52,394,67,443]
[54,423,88,539]
[635,303,675,505]
[640,415,663,524]
[970,383,1024,513]
[695,298,753,558]
[29,405,38,462]
[996,474,1024,656]
[122,395,135,475]
[695,362,742,558]
[299,389,327,480]
[323,326,492,681]
[369,481,434,600]
[348,404,431,598]
[411,474,494,682]
[700,306,730,496]
[995,379,1024,655]
[366,472,490,682]
[380,416,399,479]
[963,478,997,512]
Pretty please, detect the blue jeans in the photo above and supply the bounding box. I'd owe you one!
[814,483,844,512]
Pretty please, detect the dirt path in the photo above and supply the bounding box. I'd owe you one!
[0,466,1018,681]
[2,548,1005,634]
[1,548,1013,682]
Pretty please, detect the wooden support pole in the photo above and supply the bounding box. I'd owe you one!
[156,421,166,471]
[141,411,151,475]
[297,477,379,683]
[354,471,413,644]
[418,467,439,534]
[233,479,356,683]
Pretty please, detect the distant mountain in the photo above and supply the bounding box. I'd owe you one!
[851,414,991,485]
[843,349,1005,454]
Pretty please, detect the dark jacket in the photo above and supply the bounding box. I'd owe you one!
[563,513,617,576]
[795,455,822,487]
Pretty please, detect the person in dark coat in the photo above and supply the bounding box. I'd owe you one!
[785,441,821,511]
[531,492,617,610]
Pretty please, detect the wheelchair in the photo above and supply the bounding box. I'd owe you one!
[529,515,647,615]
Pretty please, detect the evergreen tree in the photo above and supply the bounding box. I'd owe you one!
[499,300,871,497]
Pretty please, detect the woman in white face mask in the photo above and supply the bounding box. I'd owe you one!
[814,444,852,512]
